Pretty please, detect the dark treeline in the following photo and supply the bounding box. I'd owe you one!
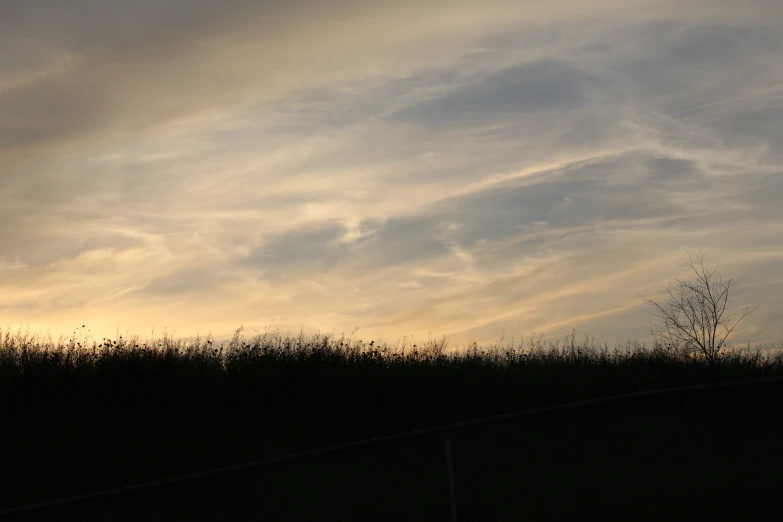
[1,324,782,521]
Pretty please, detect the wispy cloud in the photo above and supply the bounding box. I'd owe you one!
[1,0,781,350]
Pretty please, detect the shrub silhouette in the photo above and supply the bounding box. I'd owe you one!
[644,250,760,365]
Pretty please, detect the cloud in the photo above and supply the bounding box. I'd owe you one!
[388,58,609,126]
[1,0,782,351]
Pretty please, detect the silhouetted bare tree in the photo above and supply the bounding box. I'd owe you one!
[644,250,759,365]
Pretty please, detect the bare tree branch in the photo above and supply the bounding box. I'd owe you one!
[642,251,760,365]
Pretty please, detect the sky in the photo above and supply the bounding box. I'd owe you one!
[1,0,782,352]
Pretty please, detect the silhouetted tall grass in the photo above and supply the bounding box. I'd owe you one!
[3,324,781,419]
[2,323,782,520]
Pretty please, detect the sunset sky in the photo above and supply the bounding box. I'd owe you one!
[1,0,782,351]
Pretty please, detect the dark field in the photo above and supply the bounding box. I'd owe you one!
[1,325,782,521]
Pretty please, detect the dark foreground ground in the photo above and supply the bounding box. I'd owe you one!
[3,378,782,522]
[2,329,783,521]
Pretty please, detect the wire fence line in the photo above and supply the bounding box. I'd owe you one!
[2,373,782,518]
